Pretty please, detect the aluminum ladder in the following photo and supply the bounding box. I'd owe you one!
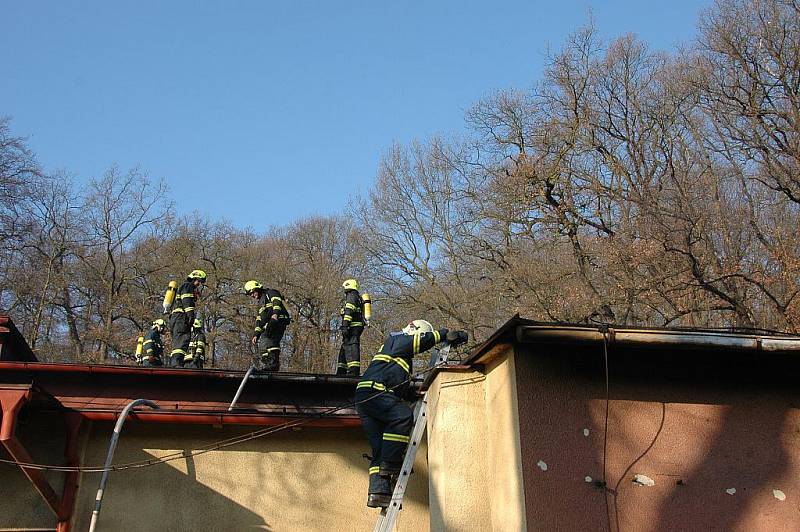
[373,344,450,532]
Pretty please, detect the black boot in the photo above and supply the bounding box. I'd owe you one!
[367,493,392,508]
[367,473,392,508]
[260,354,279,372]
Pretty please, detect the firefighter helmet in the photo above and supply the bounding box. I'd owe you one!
[193,318,202,329]
[152,318,166,329]
[402,319,433,335]
[188,270,207,282]
[342,278,359,291]
[244,280,263,294]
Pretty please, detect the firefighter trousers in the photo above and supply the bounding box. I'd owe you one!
[257,320,287,371]
[169,313,191,367]
[354,389,414,482]
[337,326,363,376]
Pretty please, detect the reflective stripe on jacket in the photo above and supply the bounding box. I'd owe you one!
[358,328,447,397]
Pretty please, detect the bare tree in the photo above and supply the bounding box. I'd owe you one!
[81,167,170,360]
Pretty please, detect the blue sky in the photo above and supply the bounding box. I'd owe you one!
[2,1,710,231]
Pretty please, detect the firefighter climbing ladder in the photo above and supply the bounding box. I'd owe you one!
[373,344,451,532]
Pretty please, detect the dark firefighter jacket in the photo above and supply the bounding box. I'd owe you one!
[340,289,364,328]
[171,281,197,322]
[188,330,206,360]
[142,327,164,359]
[253,288,291,338]
[358,328,448,399]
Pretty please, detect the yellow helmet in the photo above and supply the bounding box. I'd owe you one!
[188,270,207,282]
[152,318,166,328]
[244,280,263,294]
[193,319,202,329]
[402,319,433,335]
[342,279,359,291]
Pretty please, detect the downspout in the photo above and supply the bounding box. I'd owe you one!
[88,399,159,532]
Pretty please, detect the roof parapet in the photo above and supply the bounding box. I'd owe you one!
[515,325,800,352]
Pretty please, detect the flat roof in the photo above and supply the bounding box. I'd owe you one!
[0,361,361,427]
[464,315,800,366]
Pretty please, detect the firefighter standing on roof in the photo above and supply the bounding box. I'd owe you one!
[169,270,206,367]
[245,280,291,371]
[184,318,207,369]
[141,319,166,367]
[355,319,467,508]
[337,278,365,376]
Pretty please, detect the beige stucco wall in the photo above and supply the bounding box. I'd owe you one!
[427,346,525,531]
[70,422,428,532]
[485,351,526,531]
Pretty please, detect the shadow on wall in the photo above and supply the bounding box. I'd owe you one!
[515,345,800,532]
[72,422,428,532]
[647,399,794,531]
[72,423,271,532]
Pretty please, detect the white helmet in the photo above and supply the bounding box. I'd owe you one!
[402,319,433,335]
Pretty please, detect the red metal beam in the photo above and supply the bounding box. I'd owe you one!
[56,412,83,532]
[79,410,361,427]
[0,386,60,517]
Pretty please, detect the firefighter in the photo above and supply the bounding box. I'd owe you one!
[336,278,365,376]
[184,318,206,369]
[355,319,467,508]
[169,270,206,367]
[244,280,291,371]
[141,319,166,367]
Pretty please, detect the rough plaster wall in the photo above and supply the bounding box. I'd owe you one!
[70,422,428,532]
[428,369,492,531]
[515,347,800,531]
[485,352,527,531]
[0,411,67,530]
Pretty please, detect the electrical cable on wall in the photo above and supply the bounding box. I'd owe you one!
[599,326,613,532]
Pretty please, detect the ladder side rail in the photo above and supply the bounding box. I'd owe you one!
[374,395,428,532]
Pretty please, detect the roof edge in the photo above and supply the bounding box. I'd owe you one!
[463,317,800,366]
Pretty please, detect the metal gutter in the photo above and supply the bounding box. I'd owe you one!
[515,325,800,352]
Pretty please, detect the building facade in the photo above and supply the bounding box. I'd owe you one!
[4,315,800,531]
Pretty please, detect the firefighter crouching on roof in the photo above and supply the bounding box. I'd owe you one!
[184,318,206,369]
[141,319,167,367]
[337,278,365,376]
[245,280,291,371]
[169,270,206,367]
[355,319,467,508]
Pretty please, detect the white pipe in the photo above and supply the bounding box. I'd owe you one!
[88,398,159,532]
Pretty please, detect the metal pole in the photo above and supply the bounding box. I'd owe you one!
[228,365,255,411]
[88,398,159,532]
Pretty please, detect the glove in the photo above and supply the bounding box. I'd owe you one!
[446,330,468,347]
[401,381,423,401]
